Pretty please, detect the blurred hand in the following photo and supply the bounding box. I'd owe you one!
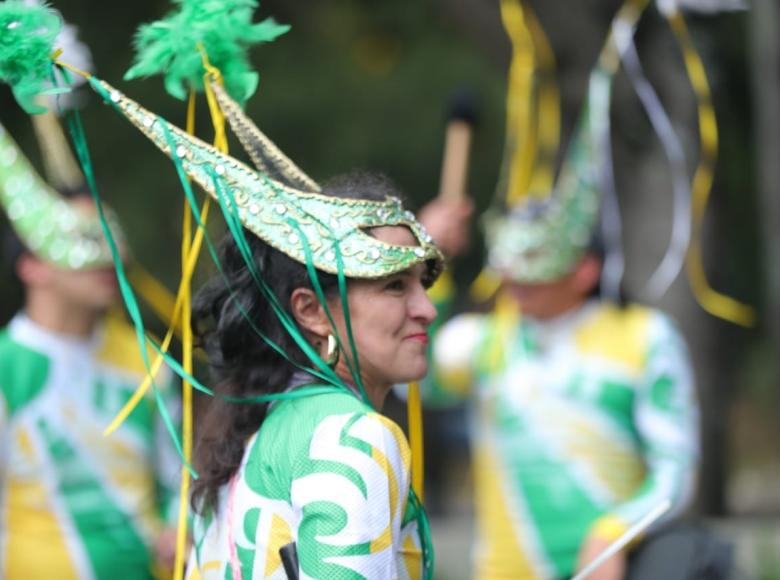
[155,526,185,572]
[575,534,627,580]
[417,197,474,259]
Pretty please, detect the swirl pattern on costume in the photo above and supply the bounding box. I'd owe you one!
[188,392,423,580]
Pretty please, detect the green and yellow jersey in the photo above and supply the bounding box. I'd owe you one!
[428,298,699,579]
[0,313,178,579]
[187,390,424,580]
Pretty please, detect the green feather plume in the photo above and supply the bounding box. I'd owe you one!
[0,0,65,114]
[125,0,289,104]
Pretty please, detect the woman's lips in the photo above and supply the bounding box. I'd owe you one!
[405,333,429,344]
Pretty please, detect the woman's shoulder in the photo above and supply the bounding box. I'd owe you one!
[269,389,369,422]
[258,390,410,472]
[257,391,370,449]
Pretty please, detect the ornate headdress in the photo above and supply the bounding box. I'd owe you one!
[0,123,123,270]
[91,76,443,283]
[483,0,644,284]
[483,84,606,283]
[483,0,754,327]
[0,0,123,270]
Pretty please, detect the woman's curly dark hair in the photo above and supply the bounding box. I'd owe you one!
[190,171,403,513]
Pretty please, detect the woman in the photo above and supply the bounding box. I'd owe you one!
[187,172,440,580]
[62,73,444,578]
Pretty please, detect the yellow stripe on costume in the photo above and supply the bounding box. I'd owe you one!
[554,411,646,500]
[574,305,651,376]
[16,426,36,460]
[5,432,79,580]
[368,444,399,554]
[367,414,407,554]
[263,514,293,577]
[401,533,423,580]
[473,445,540,579]
[97,312,158,375]
[185,563,203,580]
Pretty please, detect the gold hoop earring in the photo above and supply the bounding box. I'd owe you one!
[324,334,340,367]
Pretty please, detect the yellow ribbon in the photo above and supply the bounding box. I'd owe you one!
[407,382,425,501]
[172,89,200,580]
[500,0,560,205]
[500,0,537,204]
[102,199,210,436]
[668,11,755,327]
[52,55,92,81]
[524,5,559,195]
[173,54,231,580]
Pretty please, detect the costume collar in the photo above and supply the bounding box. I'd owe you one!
[9,311,101,358]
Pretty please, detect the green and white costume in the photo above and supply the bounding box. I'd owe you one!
[428,299,698,579]
[0,313,179,579]
[186,390,423,580]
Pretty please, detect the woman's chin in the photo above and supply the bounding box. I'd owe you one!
[398,359,429,384]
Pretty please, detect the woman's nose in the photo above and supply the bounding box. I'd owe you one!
[411,285,437,326]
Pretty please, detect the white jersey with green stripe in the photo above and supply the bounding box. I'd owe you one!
[187,390,424,580]
[0,313,179,579]
[429,300,699,579]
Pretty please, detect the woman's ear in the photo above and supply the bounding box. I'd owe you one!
[290,288,331,339]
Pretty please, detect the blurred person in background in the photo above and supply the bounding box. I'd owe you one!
[418,4,700,576]
[424,224,699,579]
[0,117,180,579]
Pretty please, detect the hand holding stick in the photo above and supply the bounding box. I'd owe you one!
[572,499,672,580]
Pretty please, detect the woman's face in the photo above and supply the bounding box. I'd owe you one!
[332,225,437,404]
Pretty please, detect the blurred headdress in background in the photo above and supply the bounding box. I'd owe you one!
[0,0,123,270]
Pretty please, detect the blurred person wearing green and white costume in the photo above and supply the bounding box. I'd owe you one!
[0,120,181,578]
[420,1,699,578]
[0,5,180,577]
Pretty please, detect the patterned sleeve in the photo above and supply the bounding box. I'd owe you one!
[591,313,699,539]
[290,411,419,580]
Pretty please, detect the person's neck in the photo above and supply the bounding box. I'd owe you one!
[334,364,389,410]
[527,296,590,324]
[24,292,101,338]
[361,377,391,411]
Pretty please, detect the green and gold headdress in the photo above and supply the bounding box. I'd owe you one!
[484,0,648,284]
[0,0,124,271]
[483,87,606,283]
[0,123,122,270]
[90,77,443,282]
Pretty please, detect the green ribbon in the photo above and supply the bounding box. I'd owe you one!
[408,488,435,580]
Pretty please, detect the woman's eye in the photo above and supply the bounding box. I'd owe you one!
[385,279,405,292]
